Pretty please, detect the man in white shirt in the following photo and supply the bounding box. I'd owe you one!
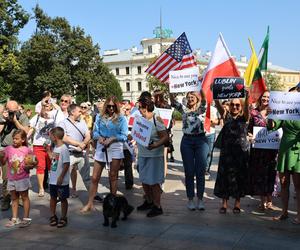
[58,104,91,197]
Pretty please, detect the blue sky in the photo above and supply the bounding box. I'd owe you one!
[18,0,300,70]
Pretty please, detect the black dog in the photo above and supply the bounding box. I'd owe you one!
[103,193,134,228]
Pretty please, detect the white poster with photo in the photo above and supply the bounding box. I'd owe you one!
[131,116,153,147]
[268,91,300,120]
[169,67,201,93]
[128,108,141,127]
[252,126,283,149]
[155,108,173,128]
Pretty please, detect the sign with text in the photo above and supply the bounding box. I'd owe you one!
[128,108,173,128]
[213,77,245,99]
[268,91,300,120]
[131,116,152,147]
[155,108,173,128]
[252,126,283,149]
[169,67,201,93]
[128,108,141,127]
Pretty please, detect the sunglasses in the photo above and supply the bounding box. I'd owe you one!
[123,108,130,111]
[230,103,241,108]
[107,105,116,109]
[60,99,69,103]
[80,106,87,109]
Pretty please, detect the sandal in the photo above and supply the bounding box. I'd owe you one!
[19,218,32,228]
[291,218,300,225]
[38,189,45,197]
[49,215,58,226]
[57,217,68,228]
[233,207,241,214]
[273,214,289,221]
[266,202,274,210]
[5,218,21,228]
[219,207,227,214]
[80,206,95,214]
[71,189,79,198]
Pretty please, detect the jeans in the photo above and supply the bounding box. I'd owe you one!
[180,135,209,199]
[205,133,216,173]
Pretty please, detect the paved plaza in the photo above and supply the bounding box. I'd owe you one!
[0,124,299,250]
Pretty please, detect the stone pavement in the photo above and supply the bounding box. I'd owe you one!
[0,124,299,249]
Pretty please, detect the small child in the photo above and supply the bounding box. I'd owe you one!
[1,129,37,228]
[48,127,70,228]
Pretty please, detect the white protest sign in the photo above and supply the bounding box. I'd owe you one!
[155,108,173,128]
[169,67,201,93]
[128,108,141,127]
[131,116,152,147]
[268,91,300,120]
[252,126,283,149]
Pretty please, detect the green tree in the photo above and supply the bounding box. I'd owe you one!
[0,0,29,98]
[9,5,122,103]
[0,0,29,49]
[265,72,285,91]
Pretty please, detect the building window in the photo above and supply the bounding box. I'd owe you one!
[148,45,152,54]
[126,82,130,92]
[137,66,142,74]
[138,81,142,91]
[126,67,130,75]
[116,67,119,75]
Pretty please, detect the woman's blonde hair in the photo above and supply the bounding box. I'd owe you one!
[185,91,201,111]
[101,96,120,123]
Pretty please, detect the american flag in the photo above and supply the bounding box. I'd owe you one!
[145,32,197,83]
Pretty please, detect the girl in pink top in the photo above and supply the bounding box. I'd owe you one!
[1,130,37,228]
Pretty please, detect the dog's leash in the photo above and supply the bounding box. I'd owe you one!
[104,146,109,168]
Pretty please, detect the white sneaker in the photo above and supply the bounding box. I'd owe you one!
[187,199,196,210]
[197,199,205,210]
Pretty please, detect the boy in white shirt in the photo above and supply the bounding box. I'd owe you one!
[47,127,70,228]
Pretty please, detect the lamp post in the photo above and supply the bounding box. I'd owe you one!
[87,83,90,102]
[70,58,79,98]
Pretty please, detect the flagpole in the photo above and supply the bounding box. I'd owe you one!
[160,7,163,53]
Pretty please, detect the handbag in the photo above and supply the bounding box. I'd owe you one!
[213,128,223,149]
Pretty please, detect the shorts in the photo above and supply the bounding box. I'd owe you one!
[50,184,69,200]
[33,145,51,174]
[7,178,31,192]
[94,141,124,162]
[70,154,85,171]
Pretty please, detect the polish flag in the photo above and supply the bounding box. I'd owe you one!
[201,33,240,131]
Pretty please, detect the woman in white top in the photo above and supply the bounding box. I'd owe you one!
[28,102,56,197]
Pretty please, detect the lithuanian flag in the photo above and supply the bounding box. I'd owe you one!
[245,27,269,103]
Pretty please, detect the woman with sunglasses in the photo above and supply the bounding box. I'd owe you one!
[80,102,93,131]
[28,101,54,197]
[81,96,128,213]
[214,93,250,214]
[170,90,209,211]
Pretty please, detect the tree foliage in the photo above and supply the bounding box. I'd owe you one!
[0,0,29,49]
[0,0,28,99]
[1,2,122,103]
[265,72,285,91]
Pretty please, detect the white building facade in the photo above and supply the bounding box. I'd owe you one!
[103,37,175,101]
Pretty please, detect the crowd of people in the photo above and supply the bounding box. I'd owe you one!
[0,84,299,228]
